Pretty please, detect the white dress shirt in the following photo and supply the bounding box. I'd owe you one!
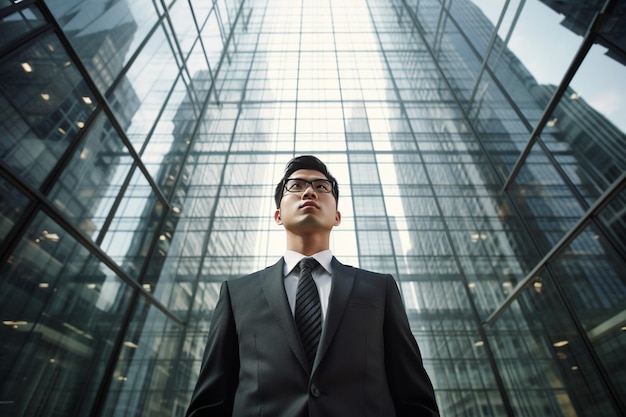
[283,250,333,321]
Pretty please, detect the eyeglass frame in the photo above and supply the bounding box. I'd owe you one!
[281,178,337,197]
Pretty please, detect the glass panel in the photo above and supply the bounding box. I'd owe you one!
[201,9,225,68]
[468,66,536,177]
[189,0,214,30]
[0,211,133,417]
[47,111,134,240]
[0,4,46,50]
[508,141,585,254]
[0,177,31,244]
[186,39,212,99]
[540,42,626,203]
[168,0,199,58]
[489,270,621,416]
[0,32,98,188]
[449,0,506,60]
[426,7,484,102]
[107,24,179,152]
[46,0,160,94]
[99,297,187,417]
[142,75,197,191]
[597,186,626,258]
[489,0,604,123]
[99,168,164,280]
[551,216,626,400]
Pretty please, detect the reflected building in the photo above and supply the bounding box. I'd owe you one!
[0,0,625,417]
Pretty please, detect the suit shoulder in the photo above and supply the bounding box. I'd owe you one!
[227,269,262,285]
[224,259,281,291]
[345,265,393,281]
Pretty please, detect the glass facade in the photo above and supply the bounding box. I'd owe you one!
[1,0,624,416]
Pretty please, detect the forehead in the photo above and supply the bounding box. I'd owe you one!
[288,169,327,180]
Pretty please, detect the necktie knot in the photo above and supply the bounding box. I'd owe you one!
[299,257,319,277]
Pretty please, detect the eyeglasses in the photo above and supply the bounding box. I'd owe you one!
[283,178,334,194]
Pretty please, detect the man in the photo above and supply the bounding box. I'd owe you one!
[186,155,439,417]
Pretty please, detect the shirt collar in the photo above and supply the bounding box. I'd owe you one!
[283,249,333,276]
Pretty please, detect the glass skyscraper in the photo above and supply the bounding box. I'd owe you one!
[1,0,624,416]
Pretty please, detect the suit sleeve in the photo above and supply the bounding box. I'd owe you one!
[186,281,239,417]
[383,275,439,417]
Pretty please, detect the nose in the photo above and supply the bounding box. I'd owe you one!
[302,182,318,197]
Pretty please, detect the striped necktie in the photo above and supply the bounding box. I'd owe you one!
[295,257,322,371]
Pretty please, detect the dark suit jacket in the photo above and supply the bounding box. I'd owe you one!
[186,257,439,417]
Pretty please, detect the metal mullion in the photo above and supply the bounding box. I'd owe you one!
[343,0,405,287]
[147,0,246,270]
[391,1,517,415]
[182,0,216,107]
[502,1,615,190]
[485,169,626,325]
[292,0,304,149]
[467,0,511,104]
[398,0,511,188]
[494,188,626,412]
[92,0,252,414]
[485,170,626,415]
[0,8,52,58]
[180,0,264,327]
[161,0,189,75]
[0,158,184,326]
[93,105,170,245]
[35,1,172,239]
[209,0,250,102]
[0,162,43,264]
[0,0,37,18]
[102,15,167,100]
[165,0,245,209]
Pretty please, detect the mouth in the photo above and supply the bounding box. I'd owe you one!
[300,201,319,209]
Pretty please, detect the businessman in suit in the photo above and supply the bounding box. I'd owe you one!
[186,155,439,417]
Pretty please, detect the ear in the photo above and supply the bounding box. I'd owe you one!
[274,209,283,225]
[334,210,342,226]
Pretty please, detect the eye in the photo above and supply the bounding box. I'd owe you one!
[314,181,331,192]
[286,180,305,191]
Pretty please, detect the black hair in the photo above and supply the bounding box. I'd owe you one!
[274,155,339,208]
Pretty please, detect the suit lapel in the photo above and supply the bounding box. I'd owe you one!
[313,257,355,371]
[259,258,309,371]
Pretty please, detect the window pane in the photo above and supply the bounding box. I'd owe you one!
[0,211,133,417]
[47,111,134,240]
[100,298,187,417]
[540,43,626,203]
[100,168,164,279]
[0,32,98,188]
[489,271,621,417]
[0,177,31,244]
[47,0,160,94]
[0,5,46,50]
[107,25,179,152]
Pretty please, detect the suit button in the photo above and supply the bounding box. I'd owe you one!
[310,384,321,398]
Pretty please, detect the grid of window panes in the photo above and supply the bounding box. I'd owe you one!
[0,0,624,416]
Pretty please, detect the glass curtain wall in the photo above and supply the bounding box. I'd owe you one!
[0,0,624,417]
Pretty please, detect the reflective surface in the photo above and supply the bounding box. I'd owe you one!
[47,112,134,240]
[0,211,133,417]
[1,0,625,416]
[0,32,98,188]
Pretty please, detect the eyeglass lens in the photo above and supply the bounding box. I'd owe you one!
[284,179,332,193]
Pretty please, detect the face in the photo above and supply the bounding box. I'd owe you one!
[274,169,341,233]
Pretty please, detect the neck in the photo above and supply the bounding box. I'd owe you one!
[285,231,330,256]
